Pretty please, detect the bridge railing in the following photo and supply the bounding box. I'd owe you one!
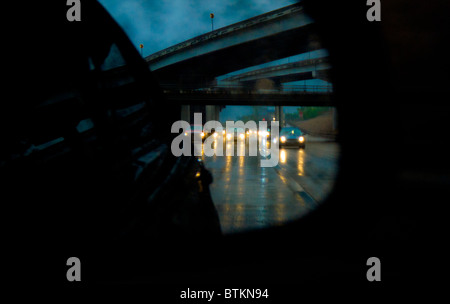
[160,84,333,94]
[281,84,333,93]
[222,57,330,82]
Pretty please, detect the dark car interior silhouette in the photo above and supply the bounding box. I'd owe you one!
[2,0,448,292]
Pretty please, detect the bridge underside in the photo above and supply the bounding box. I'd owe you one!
[237,71,330,87]
[220,59,331,85]
[165,92,333,107]
[152,24,320,87]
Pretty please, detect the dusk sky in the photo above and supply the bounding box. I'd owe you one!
[98,0,298,57]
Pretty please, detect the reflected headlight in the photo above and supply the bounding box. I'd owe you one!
[239,134,245,140]
[200,132,205,138]
[222,130,226,135]
[280,136,286,143]
[227,134,232,140]
[299,136,304,142]
[213,133,218,138]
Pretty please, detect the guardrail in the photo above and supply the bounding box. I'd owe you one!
[160,84,333,94]
[281,84,333,93]
[222,57,330,82]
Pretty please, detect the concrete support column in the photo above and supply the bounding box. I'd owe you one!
[181,105,190,123]
[280,106,285,127]
[206,105,221,122]
[332,107,337,132]
[215,105,220,122]
[275,106,285,127]
[205,105,215,122]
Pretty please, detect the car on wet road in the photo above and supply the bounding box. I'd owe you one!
[225,127,246,142]
[277,127,306,148]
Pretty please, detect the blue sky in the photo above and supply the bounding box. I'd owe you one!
[98,0,298,57]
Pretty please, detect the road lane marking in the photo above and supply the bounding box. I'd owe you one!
[274,164,317,208]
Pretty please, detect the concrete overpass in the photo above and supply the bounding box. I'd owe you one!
[161,84,332,106]
[218,57,331,87]
[141,3,333,127]
[162,84,333,126]
[145,3,320,87]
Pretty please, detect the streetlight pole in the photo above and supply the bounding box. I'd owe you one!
[210,13,214,31]
[139,44,144,57]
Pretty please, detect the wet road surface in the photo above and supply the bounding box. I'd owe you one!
[202,137,340,234]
